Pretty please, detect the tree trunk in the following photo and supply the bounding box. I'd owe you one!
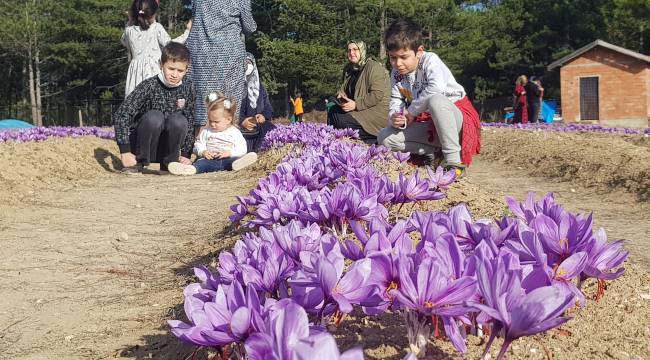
[27,45,39,126]
[35,47,43,126]
[379,0,386,60]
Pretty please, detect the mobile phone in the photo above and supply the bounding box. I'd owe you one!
[332,97,348,107]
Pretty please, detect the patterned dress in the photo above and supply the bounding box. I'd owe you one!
[121,22,189,97]
[187,0,256,126]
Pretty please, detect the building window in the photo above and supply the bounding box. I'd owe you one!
[579,77,599,120]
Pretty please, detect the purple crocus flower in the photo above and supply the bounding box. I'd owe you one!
[392,171,446,203]
[393,255,476,353]
[426,165,456,190]
[392,151,411,162]
[580,227,628,282]
[291,255,374,318]
[168,279,264,347]
[262,220,324,263]
[469,252,574,360]
[244,299,364,360]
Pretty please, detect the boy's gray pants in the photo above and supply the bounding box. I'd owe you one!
[378,93,463,164]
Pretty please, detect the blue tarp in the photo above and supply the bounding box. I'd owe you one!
[0,119,34,129]
[541,100,557,124]
[503,100,558,123]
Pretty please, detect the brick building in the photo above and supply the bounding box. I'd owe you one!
[548,39,649,128]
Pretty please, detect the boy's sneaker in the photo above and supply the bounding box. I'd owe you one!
[168,162,197,176]
[442,161,467,178]
[121,164,143,175]
[232,152,258,171]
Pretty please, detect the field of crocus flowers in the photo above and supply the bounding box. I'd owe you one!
[0,122,648,359]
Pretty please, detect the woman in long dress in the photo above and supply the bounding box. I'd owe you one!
[186,0,256,128]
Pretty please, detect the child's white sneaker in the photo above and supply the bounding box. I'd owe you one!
[231,152,258,171]
[168,162,197,176]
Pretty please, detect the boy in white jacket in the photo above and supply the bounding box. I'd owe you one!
[168,92,257,175]
[377,19,481,175]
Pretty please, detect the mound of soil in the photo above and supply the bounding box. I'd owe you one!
[0,137,121,203]
[479,129,650,201]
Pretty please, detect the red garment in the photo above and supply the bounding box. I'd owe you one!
[513,84,528,124]
[420,96,482,165]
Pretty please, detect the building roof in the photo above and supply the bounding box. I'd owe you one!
[547,39,650,70]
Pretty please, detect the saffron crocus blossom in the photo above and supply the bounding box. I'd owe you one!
[262,220,324,263]
[328,142,376,173]
[528,211,594,265]
[393,255,476,354]
[426,165,456,190]
[393,151,411,162]
[342,219,413,260]
[350,170,396,204]
[469,252,574,360]
[245,299,364,360]
[291,256,374,317]
[325,183,388,229]
[365,252,400,313]
[580,228,628,283]
[392,171,446,203]
[169,279,264,347]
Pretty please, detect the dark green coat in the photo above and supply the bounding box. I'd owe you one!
[338,59,390,136]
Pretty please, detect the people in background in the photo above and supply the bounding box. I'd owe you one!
[513,75,528,124]
[239,53,275,152]
[327,40,390,144]
[121,0,190,96]
[526,75,543,123]
[186,0,256,130]
[290,92,304,123]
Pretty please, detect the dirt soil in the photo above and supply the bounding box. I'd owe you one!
[0,130,648,359]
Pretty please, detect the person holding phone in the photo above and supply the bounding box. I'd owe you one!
[327,40,390,144]
[239,53,275,152]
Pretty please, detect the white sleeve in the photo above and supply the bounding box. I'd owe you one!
[172,29,190,44]
[388,73,404,126]
[231,129,248,158]
[194,129,207,156]
[407,54,450,116]
[120,28,128,47]
[156,23,172,47]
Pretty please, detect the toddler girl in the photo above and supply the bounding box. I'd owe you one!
[168,92,258,175]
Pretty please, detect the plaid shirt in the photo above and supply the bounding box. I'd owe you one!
[113,76,196,157]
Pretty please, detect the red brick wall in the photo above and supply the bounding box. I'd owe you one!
[559,47,649,126]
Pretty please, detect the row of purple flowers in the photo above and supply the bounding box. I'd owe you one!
[2,121,649,144]
[484,121,650,135]
[0,126,115,143]
[168,123,629,359]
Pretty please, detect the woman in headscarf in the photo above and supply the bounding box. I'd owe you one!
[327,40,390,144]
[239,53,275,152]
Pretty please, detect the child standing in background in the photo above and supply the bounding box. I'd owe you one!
[168,92,258,175]
[290,92,304,123]
[122,0,191,96]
